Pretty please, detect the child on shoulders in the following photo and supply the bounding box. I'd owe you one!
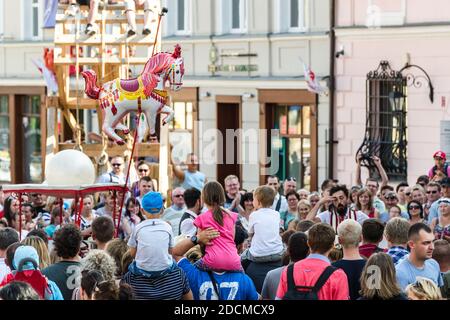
[193,181,243,272]
[241,186,284,269]
[127,192,177,277]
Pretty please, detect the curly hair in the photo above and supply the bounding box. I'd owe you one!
[105,239,128,277]
[81,249,117,282]
[53,224,82,259]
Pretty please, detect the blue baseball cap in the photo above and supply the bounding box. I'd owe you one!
[141,192,163,214]
[13,246,40,271]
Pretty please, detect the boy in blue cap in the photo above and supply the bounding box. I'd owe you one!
[127,191,176,277]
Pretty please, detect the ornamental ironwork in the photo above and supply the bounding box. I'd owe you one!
[356,60,408,180]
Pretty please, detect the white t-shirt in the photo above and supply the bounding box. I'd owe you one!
[0,258,11,283]
[248,208,283,257]
[270,194,288,213]
[179,210,198,237]
[317,209,369,226]
[162,205,186,236]
[127,219,174,272]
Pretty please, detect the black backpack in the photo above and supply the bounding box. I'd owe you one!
[282,264,337,300]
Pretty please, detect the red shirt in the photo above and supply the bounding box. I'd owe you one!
[276,255,350,300]
[359,244,386,259]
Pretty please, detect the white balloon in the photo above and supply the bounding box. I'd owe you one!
[45,150,96,186]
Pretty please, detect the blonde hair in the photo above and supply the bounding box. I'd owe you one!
[360,253,403,300]
[50,248,61,264]
[21,236,50,270]
[337,219,362,248]
[254,186,276,208]
[224,175,239,185]
[202,181,226,226]
[405,277,443,300]
[384,217,409,245]
[81,249,117,282]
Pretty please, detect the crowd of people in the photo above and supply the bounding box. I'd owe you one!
[0,150,449,300]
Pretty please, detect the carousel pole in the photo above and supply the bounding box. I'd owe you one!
[115,9,168,238]
[18,193,23,241]
[151,7,168,56]
[59,198,63,226]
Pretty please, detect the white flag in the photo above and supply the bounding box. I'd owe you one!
[300,57,328,95]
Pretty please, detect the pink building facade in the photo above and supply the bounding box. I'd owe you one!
[334,0,450,185]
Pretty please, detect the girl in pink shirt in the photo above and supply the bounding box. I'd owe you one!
[193,181,243,272]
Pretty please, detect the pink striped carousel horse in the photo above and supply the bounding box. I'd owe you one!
[81,44,184,145]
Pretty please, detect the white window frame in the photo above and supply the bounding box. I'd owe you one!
[288,0,307,32]
[22,0,43,40]
[0,0,4,40]
[175,0,191,36]
[230,0,247,34]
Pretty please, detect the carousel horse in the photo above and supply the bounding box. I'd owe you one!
[81,44,184,145]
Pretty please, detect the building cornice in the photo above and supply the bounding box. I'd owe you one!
[163,32,329,44]
[335,24,450,39]
[0,41,53,48]
[0,78,45,86]
[181,76,327,89]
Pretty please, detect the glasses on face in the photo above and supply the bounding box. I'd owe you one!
[386,196,397,200]
[139,169,148,173]
[286,177,297,182]
[409,205,421,210]
[426,190,438,194]
[174,194,184,198]
[112,163,123,167]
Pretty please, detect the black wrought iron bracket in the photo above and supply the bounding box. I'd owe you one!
[399,62,434,103]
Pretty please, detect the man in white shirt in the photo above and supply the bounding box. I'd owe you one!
[306,184,369,232]
[178,188,202,237]
[0,228,19,283]
[267,175,288,213]
[97,156,126,185]
[161,187,186,236]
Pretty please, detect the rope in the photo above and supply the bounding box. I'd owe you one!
[116,100,142,237]
[18,193,23,241]
[75,3,82,147]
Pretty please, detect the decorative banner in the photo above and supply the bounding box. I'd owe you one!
[441,120,450,161]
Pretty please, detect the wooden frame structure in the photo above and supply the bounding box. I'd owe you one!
[49,2,171,191]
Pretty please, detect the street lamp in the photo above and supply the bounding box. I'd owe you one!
[389,90,405,112]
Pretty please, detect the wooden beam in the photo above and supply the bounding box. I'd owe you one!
[54,56,150,65]
[54,34,155,45]
[56,13,147,24]
[61,107,79,132]
[58,142,160,158]
[66,97,97,109]
[58,3,127,11]
[8,94,16,183]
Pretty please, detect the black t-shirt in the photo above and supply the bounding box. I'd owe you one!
[32,205,48,219]
[332,259,367,300]
[245,261,282,293]
[42,261,82,300]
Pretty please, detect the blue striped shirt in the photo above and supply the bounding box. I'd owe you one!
[121,267,191,300]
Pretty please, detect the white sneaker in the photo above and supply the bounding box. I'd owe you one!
[85,23,98,36]
[127,27,136,37]
[66,4,79,17]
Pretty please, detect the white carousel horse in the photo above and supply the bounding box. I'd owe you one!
[81,44,184,145]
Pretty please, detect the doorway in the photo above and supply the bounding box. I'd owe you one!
[216,99,241,187]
